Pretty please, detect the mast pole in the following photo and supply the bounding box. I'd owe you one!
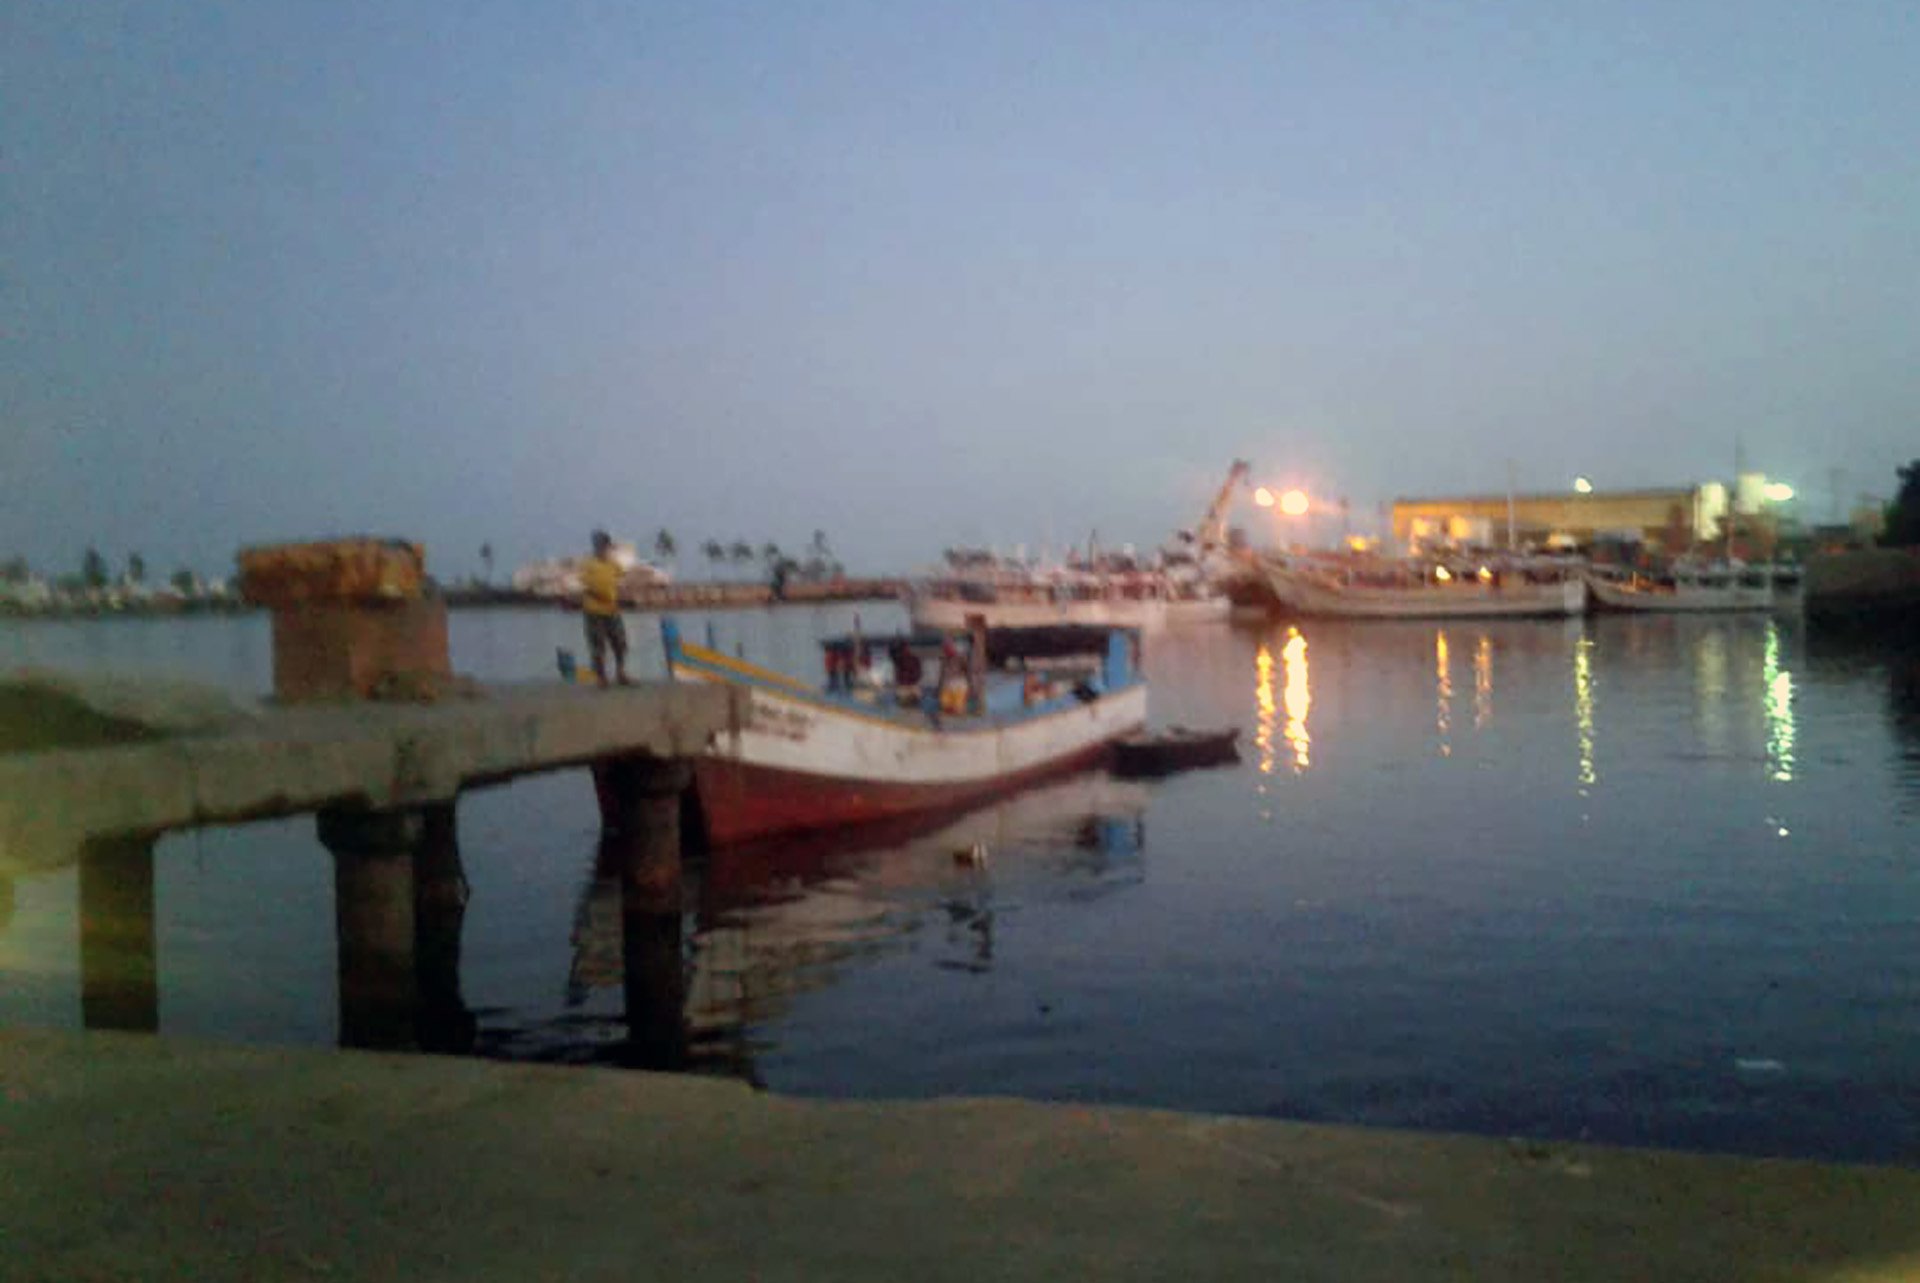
[1505,459,1517,552]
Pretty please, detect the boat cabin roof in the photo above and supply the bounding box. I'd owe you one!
[821,624,1125,664]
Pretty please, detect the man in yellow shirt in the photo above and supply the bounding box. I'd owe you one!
[580,530,630,685]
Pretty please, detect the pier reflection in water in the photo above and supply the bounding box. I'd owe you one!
[501,770,1152,1078]
[1897,650,1920,807]
[4,605,1920,1162]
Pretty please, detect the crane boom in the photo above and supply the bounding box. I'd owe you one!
[1196,459,1251,551]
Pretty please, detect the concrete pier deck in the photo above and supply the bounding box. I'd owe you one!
[0,678,733,873]
[4,1030,1917,1282]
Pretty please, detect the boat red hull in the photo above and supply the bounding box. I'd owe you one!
[692,736,1127,847]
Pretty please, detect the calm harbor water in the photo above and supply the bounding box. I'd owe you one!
[3,606,1917,1163]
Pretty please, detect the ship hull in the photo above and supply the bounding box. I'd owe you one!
[1262,565,1587,619]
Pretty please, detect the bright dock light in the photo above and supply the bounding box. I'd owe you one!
[1279,489,1310,516]
[1763,482,1795,503]
[1254,487,1275,508]
[1573,477,1594,494]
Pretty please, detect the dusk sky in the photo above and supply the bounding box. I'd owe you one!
[5,1,1916,579]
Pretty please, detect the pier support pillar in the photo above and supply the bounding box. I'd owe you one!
[592,755,693,1068]
[77,834,158,1032]
[319,806,418,1050]
[317,802,473,1053]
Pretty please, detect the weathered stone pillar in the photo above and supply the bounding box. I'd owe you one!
[77,833,158,1032]
[235,537,449,703]
[593,756,693,1068]
[318,805,427,1050]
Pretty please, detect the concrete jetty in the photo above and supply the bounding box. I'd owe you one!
[1,667,734,1049]
[0,672,731,873]
[1,535,756,1059]
[6,1028,1919,1282]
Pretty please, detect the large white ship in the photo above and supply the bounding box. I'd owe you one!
[511,540,672,600]
[906,462,1248,632]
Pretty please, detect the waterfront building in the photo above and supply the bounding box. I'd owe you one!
[1390,481,1795,554]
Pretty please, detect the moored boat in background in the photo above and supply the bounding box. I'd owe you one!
[1585,562,1776,613]
[1261,555,1586,619]
[906,553,1230,632]
[907,460,1249,632]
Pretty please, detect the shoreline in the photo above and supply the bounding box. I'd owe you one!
[0,579,908,622]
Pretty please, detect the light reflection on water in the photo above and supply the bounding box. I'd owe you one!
[1253,642,1276,776]
[1573,634,1597,791]
[3,607,1918,1163]
[1473,635,1493,730]
[1696,627,1729,752]
[1764,621,1797,784]
[1281,627,1310,773]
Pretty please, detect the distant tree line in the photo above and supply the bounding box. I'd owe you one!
[462,529,847,588]
[1884,459,1920,548]
[0,547,214,594]
[650,528,845,584]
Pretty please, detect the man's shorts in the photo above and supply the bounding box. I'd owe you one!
[584,612,627,667]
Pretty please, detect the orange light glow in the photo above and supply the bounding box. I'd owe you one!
[1278,489,1309,516]
[1434,566,1453,583]
[1281,626,1311,772]
[1254,487,1275,508]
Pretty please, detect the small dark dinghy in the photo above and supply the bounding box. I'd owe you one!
[1111,726,1240,777]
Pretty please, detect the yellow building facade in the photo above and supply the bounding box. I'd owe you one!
[1391,487,1720,552]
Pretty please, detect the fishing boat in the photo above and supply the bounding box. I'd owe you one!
[1585,563,1775,613]
[662,619,1148,846]
[1261,555,1587,619]
[906,570,1229,631]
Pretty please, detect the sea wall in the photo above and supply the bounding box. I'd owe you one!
[1804,548,1920,622]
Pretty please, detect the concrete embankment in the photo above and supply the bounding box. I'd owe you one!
[1806,548,1920,623]
[5,1030,1917,1282]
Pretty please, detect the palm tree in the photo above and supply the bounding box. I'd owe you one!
[126,552,146,584]
[654,529,677,564]
[479,543,495,585]
[81,547,108,590]
[703,539,727,579]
